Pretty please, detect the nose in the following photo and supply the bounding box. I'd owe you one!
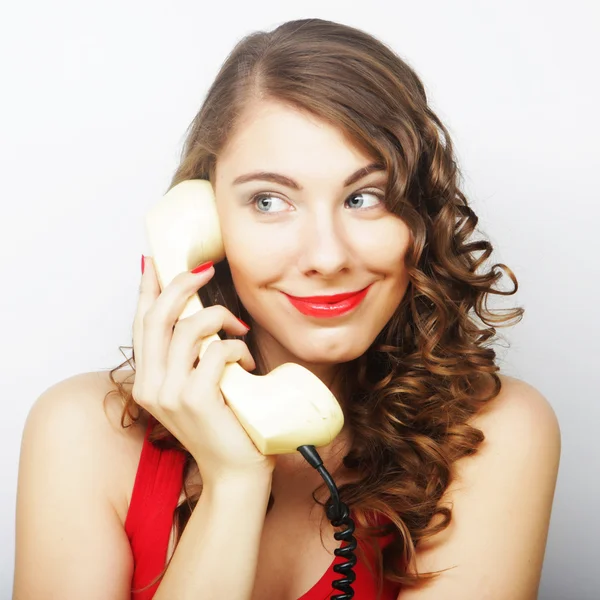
[296,207,351,277]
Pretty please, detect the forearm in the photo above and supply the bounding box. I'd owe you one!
[153,472,272,600]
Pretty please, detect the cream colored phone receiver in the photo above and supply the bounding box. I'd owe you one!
[145,179,345,455]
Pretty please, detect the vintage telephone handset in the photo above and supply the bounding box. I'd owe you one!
[145,179,357,598]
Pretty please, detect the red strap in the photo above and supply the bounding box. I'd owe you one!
[125,417,186,599]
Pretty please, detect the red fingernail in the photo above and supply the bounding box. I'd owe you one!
[141,255,145,274]
[236,317,250,329]
[191,261,213,274]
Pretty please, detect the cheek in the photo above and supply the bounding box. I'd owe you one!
[220,216,273,273]
[225,241,285,289]
[365,221,412,274]
[220,216,299,285]
[223,234,284,301]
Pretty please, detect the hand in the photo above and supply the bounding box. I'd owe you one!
[132,256,276,487]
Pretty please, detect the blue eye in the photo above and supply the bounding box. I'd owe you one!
[250,190,384,214]
[345,191,383,209]
[252,194,289,214]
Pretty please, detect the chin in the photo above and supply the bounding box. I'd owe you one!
[289,339,371,366]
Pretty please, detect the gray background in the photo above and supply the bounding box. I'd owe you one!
[1,1,598,598]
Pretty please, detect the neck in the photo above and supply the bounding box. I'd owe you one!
[245,325,359,509]
[268,423,356,513]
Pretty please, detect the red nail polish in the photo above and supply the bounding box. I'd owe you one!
[191,260,214,274]
[236,317,250,329]
[141,255,145,274]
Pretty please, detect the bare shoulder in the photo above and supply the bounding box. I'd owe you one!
[25,368,146,443]
[463,372,562,503]
[471,373,561,443]
[23,369,147,521]
[14,369,146,599]
[456,372,562,513]
[398,374,561,599]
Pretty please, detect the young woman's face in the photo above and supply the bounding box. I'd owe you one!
[214,100,411,370]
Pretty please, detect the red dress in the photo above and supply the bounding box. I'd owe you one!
[125,417,401,599]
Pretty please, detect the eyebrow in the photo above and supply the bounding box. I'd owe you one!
[232,161,386,190]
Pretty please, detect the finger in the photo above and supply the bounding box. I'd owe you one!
[166,305,251,382]
[147,260,216,329]
[142,259,215,396]
[183,339,256,403]
[133,255,161,373]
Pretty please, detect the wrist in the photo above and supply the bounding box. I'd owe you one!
[206,469,273,495]
[205,471,272,512]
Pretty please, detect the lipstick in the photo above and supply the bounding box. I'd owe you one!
[284,285,371,318]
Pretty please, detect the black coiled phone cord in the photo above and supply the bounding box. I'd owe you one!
[298,444,357,599]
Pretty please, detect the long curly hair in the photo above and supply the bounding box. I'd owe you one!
[106,18,523,597]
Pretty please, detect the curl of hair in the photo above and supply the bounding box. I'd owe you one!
[106,18,523,597]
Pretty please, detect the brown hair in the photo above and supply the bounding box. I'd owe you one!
[107,18,523,597]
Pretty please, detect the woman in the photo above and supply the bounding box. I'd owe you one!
[13,18,561,600]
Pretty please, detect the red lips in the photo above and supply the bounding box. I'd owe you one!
[285,287,369,303]
[283,285,371,318]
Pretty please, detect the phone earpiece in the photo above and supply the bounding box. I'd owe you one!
[145,179,345,455]
[146,179,225,311]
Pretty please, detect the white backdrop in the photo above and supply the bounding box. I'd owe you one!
[1,1,598,599]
